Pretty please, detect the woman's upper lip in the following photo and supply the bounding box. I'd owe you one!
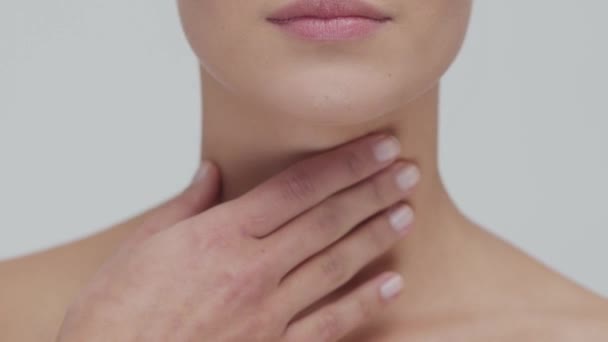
[266,0,392,21]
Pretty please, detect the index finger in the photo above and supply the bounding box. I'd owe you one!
[229,132,402,237]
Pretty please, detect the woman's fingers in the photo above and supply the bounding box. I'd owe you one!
[266,161,419,276]
[282,272,405,342]
[273,201,414,317]
[227,132,402,237]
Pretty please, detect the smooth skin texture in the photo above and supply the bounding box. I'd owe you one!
[11,133,420,341]
[2,0,608,341]
[183,0,608,340]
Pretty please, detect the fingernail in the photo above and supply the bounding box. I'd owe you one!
[380,274,404,300]
[396,165,420,191]
[192,160,211,184]
[389,204,414,235]
[373,136,401,162]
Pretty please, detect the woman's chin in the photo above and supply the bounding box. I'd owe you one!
[273,94,393,126]
[252,79,413,126]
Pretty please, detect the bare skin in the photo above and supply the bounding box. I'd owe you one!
[3,134,417,341]
[1,87,606,341]
[2,161,607,342]
[2,0,607,340]
[198,72,608,340]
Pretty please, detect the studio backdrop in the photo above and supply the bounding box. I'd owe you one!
[1,1,607,296]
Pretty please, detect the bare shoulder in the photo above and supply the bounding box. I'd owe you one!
[557,305,608,340]
[0,201,166,341]
[0,217,140,341]
[373,304,608,342]
[0,248,75,341]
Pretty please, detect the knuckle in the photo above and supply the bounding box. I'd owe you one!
[224,276,264,305]
[252,247,281,284]
[367,175,388,205]
[181,223,210,253]
[354,296,375,321]
[247,255,277,288]
[237,210,272,238]
[279,165,317,203]
[259,302,284,330]
[312,200,344,235]
[319,250,350,285]
[342,149,367,178]
[366,218,391,251]
[316,309,343,342]
[223,262,270,305]
[184,223,230,253]
[246,309,281,339]
[248,253,270,275]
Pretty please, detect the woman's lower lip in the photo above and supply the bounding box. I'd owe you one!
[267,17,389,41]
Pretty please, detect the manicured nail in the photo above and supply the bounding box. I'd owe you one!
[373,136,401,162]
[380,274,404,300]
[192,160,211,184]
[396,165,420,191]
[388,204,414,235]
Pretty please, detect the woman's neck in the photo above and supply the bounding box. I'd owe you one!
[201,67,446,204]
[198,68,493,319]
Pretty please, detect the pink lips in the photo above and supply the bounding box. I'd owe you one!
[266,0,392,41]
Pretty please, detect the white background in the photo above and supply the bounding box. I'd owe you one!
[1,2,607,296]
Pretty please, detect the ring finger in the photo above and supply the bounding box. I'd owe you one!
[272,201,414,318]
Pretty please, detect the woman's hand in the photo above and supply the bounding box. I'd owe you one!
[56,132,420,342]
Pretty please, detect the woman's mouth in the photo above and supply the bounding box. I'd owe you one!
[266,0,392,41]
[267,17,390,41]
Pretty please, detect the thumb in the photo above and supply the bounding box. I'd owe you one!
[172,159,223,219]
[126,160,222,246]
